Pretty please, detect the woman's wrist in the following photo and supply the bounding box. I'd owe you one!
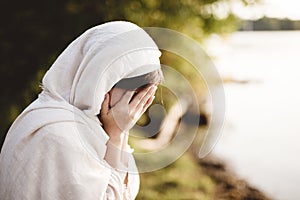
[105,129,125,146]
[108,136,122,147]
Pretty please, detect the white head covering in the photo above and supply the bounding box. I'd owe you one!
[0,21,161,199]
[42,20,161,118]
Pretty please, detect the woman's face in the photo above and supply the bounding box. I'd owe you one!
[108,87,127,108]
[108,84,153,108]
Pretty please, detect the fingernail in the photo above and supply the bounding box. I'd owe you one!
[150,96,155,102]
[152,85,157,90]
[150,86,155,92]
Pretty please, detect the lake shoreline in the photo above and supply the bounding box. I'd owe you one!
[187,128,271,200]
[198,155,272,200]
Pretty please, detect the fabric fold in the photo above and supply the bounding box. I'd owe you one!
[0,21,161,200]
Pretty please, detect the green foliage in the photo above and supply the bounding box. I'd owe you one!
[137,152,215,199]
[0,0,243,146]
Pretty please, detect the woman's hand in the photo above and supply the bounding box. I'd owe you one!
[100,85,157,144]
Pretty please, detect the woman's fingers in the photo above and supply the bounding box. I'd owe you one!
[120,90,135,104]
[144,95,155,110]
[130,85,157,109]
[134,94,155,120]
[134,86,157,113]
[128,87,149,108]
[100,86,157,132]
[101,94,110,116]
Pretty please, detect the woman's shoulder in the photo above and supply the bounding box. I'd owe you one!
[37,122,84,147]
[38,121,108,161]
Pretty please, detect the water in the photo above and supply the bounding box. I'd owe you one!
[206,31,300,200]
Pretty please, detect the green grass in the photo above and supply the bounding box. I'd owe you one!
[136,152,215,200]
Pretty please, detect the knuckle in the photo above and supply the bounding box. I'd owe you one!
[129,112,136,120]
[142,98,148,104]
[138,94,143,101]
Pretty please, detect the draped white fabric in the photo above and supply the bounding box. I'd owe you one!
[0,21,161,200]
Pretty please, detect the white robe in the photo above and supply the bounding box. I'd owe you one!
[0,21,161,200]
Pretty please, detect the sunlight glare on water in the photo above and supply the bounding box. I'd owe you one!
[206,31,300,200]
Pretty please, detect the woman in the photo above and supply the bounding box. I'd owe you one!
[0,21,163,199]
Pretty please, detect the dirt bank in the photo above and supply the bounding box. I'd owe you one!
[199,156,272,200]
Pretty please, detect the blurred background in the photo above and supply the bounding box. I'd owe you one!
[1,0,299,199]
